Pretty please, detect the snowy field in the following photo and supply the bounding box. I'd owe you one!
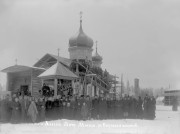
[0,105,180,134]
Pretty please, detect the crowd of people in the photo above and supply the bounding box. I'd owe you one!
[0,93,156,124]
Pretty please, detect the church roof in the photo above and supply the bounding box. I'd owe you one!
[92,52,103,61]
[38,61,78,80]
[49,54,71,66]
[69,14,93,48]
[92,41,103,61]
[34,53,71,68]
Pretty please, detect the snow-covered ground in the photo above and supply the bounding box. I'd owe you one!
[0,105,180,134]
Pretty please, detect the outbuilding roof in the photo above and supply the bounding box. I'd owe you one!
[1,65,45,73]
[38,61,78,80]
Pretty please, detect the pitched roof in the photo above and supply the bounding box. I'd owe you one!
[33,53,72,68]
[38,62,78,80]
[48,54,71,66]
[1,65,45,73]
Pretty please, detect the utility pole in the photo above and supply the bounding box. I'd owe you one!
[120,74,123,97]
[114,74,119,98]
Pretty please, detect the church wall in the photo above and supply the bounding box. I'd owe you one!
[6,69,44,97]
[31,69,45,98]
[69,47,93,60]
[7,71,31,93]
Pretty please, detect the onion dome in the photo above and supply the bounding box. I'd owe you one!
[92,41,103,61]
[69,12,93,48]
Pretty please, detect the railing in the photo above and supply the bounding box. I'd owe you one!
[73,60,109,88]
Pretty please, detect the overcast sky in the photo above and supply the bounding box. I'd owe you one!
[0,0,180,89]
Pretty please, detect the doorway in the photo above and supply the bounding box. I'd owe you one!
[20,85,29,96]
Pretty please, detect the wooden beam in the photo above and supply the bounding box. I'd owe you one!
[54,78,58,97]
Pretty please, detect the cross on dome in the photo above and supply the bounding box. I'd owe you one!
[80,11,83,22]
[57,48,60,57]
[96,41,98,54]
[92,40,103,61]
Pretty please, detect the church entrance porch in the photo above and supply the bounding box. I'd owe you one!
[41,79,73,98]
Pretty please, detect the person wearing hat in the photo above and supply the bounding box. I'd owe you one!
[85,96,92,120]
[92,95,99,120]
[42,83,50,97]
[75,96,82,120]
[70,96,76,120]
[66,97,71,119]
[37,97,46,122]
[19,95,27,123]
[143,94,149,119]
[81,101,88,120]
[123,96,129,119]
[1,95,10,122]
[11,97,20,123]
[99,96,107,120]
[136,96,143,119]
[62,96,67,119]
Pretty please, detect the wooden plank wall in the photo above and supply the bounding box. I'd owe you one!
[31,69,44,98]
[7,71,31,93]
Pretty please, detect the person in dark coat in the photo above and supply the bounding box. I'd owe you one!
[109,97,116,119]
[99,97,107,120]
[44,97,50,120]
[107,97,111,119]
[75,97,82,120]
[152,96,156,119]
[66,98,71,119]
[117,97,123,119]
[46,97,54,120]
[136,96,143,119]
[52,97,60,120]
[123,96,129,119]
[8,95,14,122]
[129,97,137,119]
[148,96,156,120]
[114,98,120,119]
[0,98,2,121]
[70,97,76,120]
[92,96,99,119]
[11,97,21,123]
[42,83,50,97]
[143,95,149,119]
[38,98,46,122]
[1,96,8,122]
[19,95,29,123]
[1,95,12,123]
[62,97,67,119]
[52,97,59,120]
[85,96,92,120]
[81,102,89,120]
[58,97,63,119]
[128,97,133,118]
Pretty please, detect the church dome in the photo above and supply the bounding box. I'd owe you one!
[69,20,93,48]
[92,52,103,61]
[92,41,103,61]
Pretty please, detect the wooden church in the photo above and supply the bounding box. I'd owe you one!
[1,14,111,98]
